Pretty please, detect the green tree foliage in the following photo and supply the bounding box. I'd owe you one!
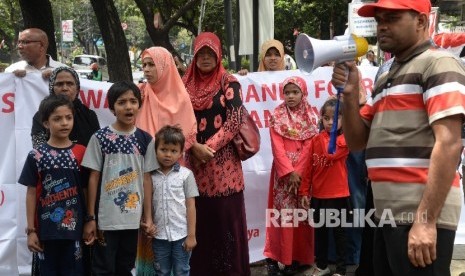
[115,0,152,57]
[133,0,201,54]
[90,0,132,81]
[50,0,102,59]
[0,0,22,62]
[275,0,348,55]
[0,0,367,69]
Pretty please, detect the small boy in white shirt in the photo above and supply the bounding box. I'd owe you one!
[151,125,199,276]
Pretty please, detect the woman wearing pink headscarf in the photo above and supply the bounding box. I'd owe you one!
[136,46,197,148]
[135,46,197,275]
[183,32,250,276]
[264,76,319,275]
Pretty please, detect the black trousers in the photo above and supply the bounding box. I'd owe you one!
[91,229,138,276]
[311,197,351,275]
[32,242,92,276]
[39,240,83,276]
[373,225,455,276]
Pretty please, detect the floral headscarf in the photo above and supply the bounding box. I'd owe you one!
[270,76,319,140]
[182,32,237,110]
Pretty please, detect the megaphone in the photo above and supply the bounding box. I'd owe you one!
[295,34,368,154]
[295,33,368,73]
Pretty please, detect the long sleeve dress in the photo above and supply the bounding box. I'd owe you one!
[263,127,315,265]
[186,79,251,276]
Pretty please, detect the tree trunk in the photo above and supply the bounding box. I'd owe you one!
[90,0,132,82]
[320,17,330,40]
[18,0,58,59]
[134,0,200,54]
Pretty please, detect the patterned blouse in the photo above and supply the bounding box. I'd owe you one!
[187,81,245,197]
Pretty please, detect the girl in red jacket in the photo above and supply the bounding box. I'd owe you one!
[300,97,350,276]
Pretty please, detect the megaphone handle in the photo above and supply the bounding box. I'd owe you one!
[328,87,343,154]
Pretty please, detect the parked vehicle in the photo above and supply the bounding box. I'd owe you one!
[72,54,109,81]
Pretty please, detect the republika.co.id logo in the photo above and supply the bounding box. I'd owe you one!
[265,208,428,228]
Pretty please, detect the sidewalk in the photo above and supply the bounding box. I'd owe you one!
[452,245,465,276]
[251,245,465,276]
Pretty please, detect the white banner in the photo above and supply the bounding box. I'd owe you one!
[0,74,15,183]
[0,74,18,275]
[62,20,74,42]
[2,67,465,274]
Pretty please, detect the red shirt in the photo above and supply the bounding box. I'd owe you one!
[299,131,350,199]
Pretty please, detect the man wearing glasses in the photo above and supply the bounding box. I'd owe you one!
[5,28,66,79]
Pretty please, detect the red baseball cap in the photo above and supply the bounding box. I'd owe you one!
[358,0,431,17]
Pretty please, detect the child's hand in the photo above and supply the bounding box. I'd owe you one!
[183,235,197,252]
[300,196,310,210]
[288,172,301,194]
[27,232,43,252]
[141,220,157,238]
[83,221,97,245]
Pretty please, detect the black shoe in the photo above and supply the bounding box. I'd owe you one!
[282,261,299,275]
[266,258,283,276]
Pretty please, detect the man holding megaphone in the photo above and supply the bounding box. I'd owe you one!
[332,0,465,275]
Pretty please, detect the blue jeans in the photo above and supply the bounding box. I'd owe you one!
[345,150,368,264]
[152,237,191,276]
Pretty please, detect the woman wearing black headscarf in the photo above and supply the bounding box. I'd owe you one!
[31,66,100,148]
[29,66,100,276]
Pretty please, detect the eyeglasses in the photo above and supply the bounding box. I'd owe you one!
[17,40,41,46]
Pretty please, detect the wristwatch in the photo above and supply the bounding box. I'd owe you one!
[85,215,96,222]
[25,227,36,236]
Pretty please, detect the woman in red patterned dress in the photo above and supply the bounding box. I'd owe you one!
[182,32,251,275]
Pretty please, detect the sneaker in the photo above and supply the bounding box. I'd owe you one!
[310,266,331,276]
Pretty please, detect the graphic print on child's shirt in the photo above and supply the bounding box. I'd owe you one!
[18,144,86,241]
[82,126,157,231]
